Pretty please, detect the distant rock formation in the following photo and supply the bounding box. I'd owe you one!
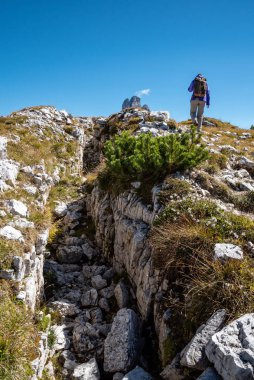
[129,96,141,108]
[122,98,130,110]
[122,96,149,111]
[142,104,150,112]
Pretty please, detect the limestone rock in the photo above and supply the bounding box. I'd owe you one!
[82,241,98,260]
[123,366,153,380]
[180,309,226,370]
[48,300,79,317]
[150,111,170,121]
[196,367,222,380]
[160,354,185,380]
[0,225,24,241]
[36,229,49,254]
[81,288,98,306]
[54,202,68,218]
[113,373,124,380]
[73,322,102,357]
[7,199,28,217]
[59,350,77,371]
[23,184,37,195]
[51,325,71,351]
[0,269,15,280]
[214,243,243,261]
[114,280,129,308]
[237,156,254,170]
[0,160,19,185]
[10,218,34,229]
[56,245,84,264]
[99,297,110,312]
[0,137,7,160]
[206,313,254,380]
[103,308,141,373]
[91,275,107,290]
[72,358,100,380]
[12,255,25,280]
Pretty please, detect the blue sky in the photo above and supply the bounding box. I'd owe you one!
[1,0,254,128]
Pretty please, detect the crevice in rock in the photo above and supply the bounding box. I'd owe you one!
[42,192,161,379]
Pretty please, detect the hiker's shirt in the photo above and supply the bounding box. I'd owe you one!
[188,80,210,106]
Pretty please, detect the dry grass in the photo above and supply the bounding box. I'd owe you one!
[0,282,39,379]
[0,240,23,270]
[150,216,254,340]
[151,197,254,333]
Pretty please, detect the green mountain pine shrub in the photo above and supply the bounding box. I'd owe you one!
[102,128,208,186]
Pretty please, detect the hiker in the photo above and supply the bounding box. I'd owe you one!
[188,74,210,132]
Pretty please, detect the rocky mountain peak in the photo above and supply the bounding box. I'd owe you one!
[121,96,150,111]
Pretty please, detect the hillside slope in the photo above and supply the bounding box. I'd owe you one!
[1,106,254,380]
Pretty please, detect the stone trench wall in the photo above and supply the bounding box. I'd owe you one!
[0,107,93,380]
[86,186,169,361]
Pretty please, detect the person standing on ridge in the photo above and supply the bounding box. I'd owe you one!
[188,74,210,132]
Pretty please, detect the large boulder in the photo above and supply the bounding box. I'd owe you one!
[180,310,226,370]
[206,313,254,380]
[103,308,141,373]
[72,358,100,380]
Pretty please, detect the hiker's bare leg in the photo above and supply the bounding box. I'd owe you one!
[190,100,198,125]
[197,101,205,132]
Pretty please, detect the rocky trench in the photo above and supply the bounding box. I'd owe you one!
[43,190,161,379]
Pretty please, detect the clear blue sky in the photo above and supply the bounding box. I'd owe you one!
[1,0,254,128]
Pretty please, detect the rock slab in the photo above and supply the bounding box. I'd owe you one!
[103,308,141,373]
[180,309,226,370]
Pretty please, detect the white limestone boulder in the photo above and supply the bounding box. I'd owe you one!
[214,243,243,261]
[0,225,24,241]
[237,156,254,170]
[206,313,254,380]
[0,160,20,186]
[72,358,100,380]
[54,202,68,218]
[6,199,28,217]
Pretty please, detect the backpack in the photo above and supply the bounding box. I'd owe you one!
[193,76,207,97]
